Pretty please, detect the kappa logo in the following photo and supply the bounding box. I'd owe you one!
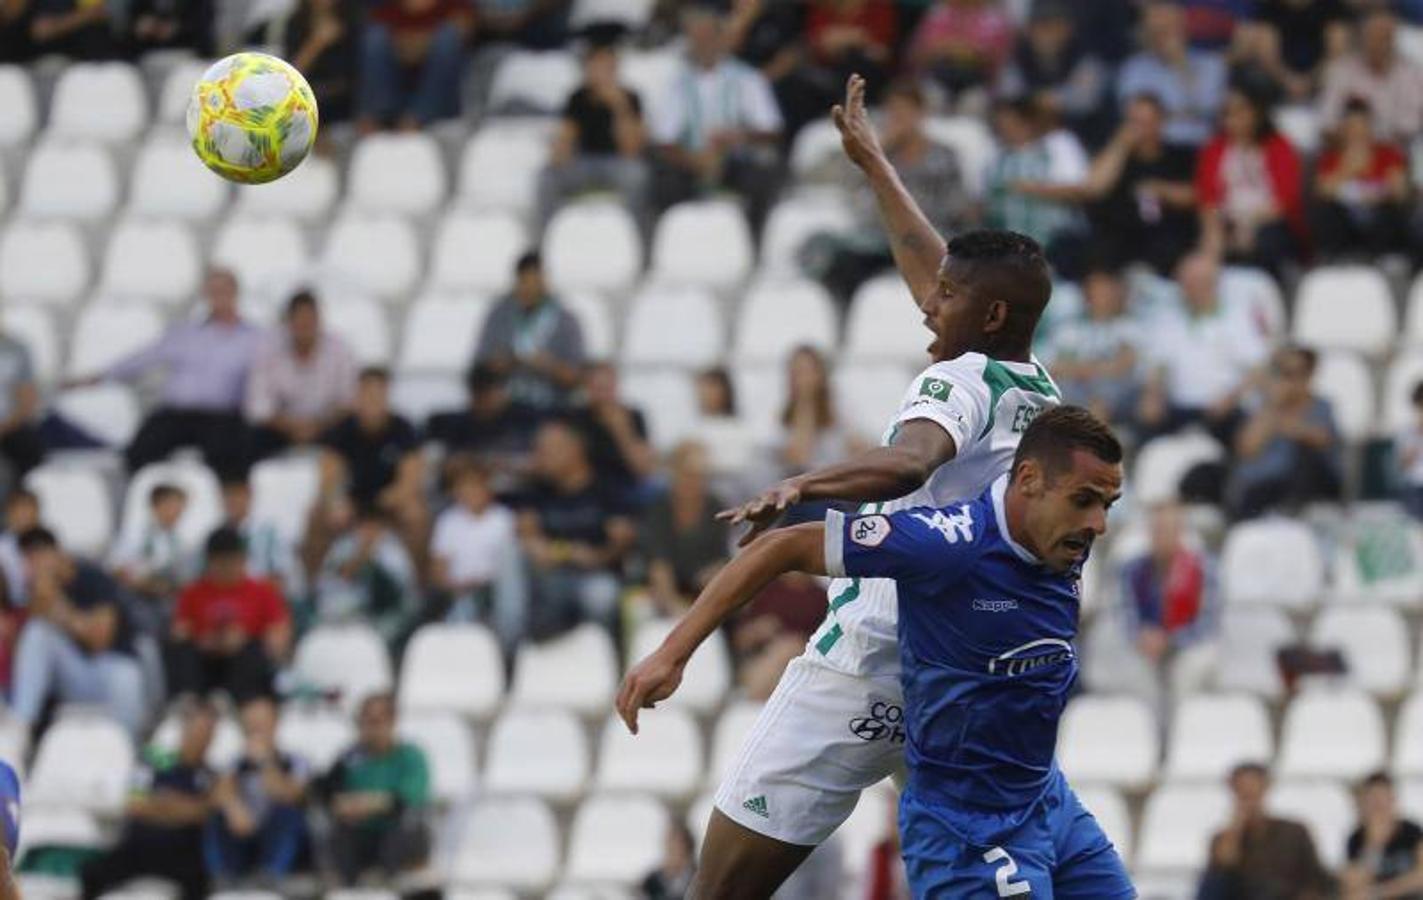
[743,795,770,818]
[850,514,891,547]
[972,598,1019,613]
[849,700,906,744]
[918,377,952,400]
[910,505,975,544]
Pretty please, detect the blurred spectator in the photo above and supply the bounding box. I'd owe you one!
[803,1,898,107]
[11,527,146,736]
[569,362,655,493]
[722,0,814,140]
[169,527,290,704]
[359,0,471,131]
[1044,266,1143,425]
[908,0,1015,98]
[315,505,418,652]
[83,269,261,478]
[425,363,541,469]
[1137,252,1269,442]
[125,0,213,55]
[1069,0,1138,64]
[1311,98,1411,261]
[1342,772,1423,900]
[1199,762,1333,900]
[1179,0,1251,51]
[689,367,757,479]
[29,0,115,59]
[470,0,568,49]
[1197,86,1305,273]
[1395,382,1423,520]
[1321,6,1423,144]
[206,696,309,882]
[650,3,784,237]
[515,420,636,639]
[779,346,866,475]
[640,442,728,615]
[107,483,193,627]
[1080,92,1199,274]
[0,488,37,611]
[428,457,522,638]
[315,692,431,886]
[0,325,41,480]
[729,573,828,699]
[997,0,1109,144]
[0,0,33,62]
[984,98,1087,274]
[219,475,305,606]
[1250,0,1351,96]
[642,821,696,900]
[247,291,358,462]
[475,252,586,414]
[1228,345,1342,520]
[284,0,361,123]
[1117,0,1227,145]
[537,39,650,237]
[79,701,217,900]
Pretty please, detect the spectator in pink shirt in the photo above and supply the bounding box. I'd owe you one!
[909,0,1015,98]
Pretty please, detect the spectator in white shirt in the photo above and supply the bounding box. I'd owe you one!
[108,483,195,627]
[1321,6,1423,144]
[246,291,358,462]
[428,457,523,645]
[1395,381,1423,521]
[1044,265,1143,426]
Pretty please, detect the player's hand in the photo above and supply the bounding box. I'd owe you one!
[616,648,685,734]
[832,73,884,171]
[717,478,804,547]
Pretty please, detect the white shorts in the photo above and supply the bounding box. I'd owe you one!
[713,654,906,846]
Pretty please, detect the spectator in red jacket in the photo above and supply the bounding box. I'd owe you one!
[1196,85,1305,273]
[1311,97,1411,261]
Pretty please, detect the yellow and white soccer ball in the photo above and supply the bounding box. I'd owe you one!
[187,52,319,185]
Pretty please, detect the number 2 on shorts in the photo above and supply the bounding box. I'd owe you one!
[983,847,1031,897]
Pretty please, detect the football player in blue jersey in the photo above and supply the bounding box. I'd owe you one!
[620,406,1133,899]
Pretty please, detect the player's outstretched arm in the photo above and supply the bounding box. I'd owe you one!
[834,73,947,306]
[616,523,827,733]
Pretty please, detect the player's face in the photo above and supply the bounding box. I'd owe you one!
[924,261,984,362]
[1024,451,1122,572]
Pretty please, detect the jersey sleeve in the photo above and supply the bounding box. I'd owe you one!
[894,358,990,454]
[823,504,981,587]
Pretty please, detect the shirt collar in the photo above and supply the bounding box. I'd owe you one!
[991,474,1041,565]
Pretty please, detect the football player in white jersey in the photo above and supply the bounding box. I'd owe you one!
[617,76,1061,898]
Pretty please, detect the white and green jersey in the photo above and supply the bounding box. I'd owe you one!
[808,352,1061,677]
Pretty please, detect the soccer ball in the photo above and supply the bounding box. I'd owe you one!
[187,52,319,185]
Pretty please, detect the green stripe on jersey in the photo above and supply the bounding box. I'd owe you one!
[829,578,861,612]
[815,623,843,655]
[979,359,1061,439]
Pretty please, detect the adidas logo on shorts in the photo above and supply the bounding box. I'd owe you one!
[742,795,769,818]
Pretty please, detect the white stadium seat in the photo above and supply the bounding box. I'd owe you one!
[2,305,59,384]
[1269,780,1354,870]
[398,294,490,375]
[211,216,311,299]
[450,796,560,892]
[1056,695,1158,788]
[594,709,702,799]
[565,794,669,885]
[1331,510,1423,607]
[1385,351,1423,433]
[618,48,680,104]
[562,290,616,358]
[24,464,115,558]
[48,63,148,143]
[19,142,120,222]
[390,373,463,426]
[1401,270,1423,347]
[320,215,422,302]
[67,302,164,378]
[1395,692,1423,777]
[545,198,643,296]
[708,701,764,788]
[621,285,725,368]
[488,51,580,114]
[1313,351,1375,442]
[398,623,505,720]
[845,274,930,364]
[731,364,785,445]
[157,58,212,125]
[17,807,101,858]
[1132,431,1226,504]
[397,712,477,804]
[1293,265,1396,356]
[347,133,447,217]
[1310,606,1411,696]
[1277,689,1386,780]
[1404,778,1423,822]
[0,221,89,307]
[619,369,698,450]
[509,623,617,716]
[151,711,243,770]
[98,219,202,306]
[0,65,37,147]
[276,705,354,772]
[292,624,394,712]
[547,887,634,900]
[127,138,229,221]
[1275,104,1322,156]
[483,709,589,801]
[760,193,855,275]
[628,618,730,713]
[732,279,838,365]
[428,211,526,295]
[1165,694,1273,782]
[833,363,915,442]
[457,118,553,214]
[1221,517,1324,609]
[119,460,225,554]
[234,153,339,222]
[652,199,754,291]
[923,115,997,195]
[1220,266,1287,342]
[570,0,654,28]
[249,453,320,545]
[1073,785,1133,867]
[1137,782,1231,872]
[1217,607,1295,698]
[324,295,391,364]
[28,712,134,814]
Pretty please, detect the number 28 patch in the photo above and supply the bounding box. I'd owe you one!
[850,514,892,547]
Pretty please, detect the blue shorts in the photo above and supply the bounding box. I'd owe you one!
[900,771,1135,900]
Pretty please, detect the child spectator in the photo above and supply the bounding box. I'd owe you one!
[315,505,418,654]
[428,458,521,633]
[1397,382,1423,521]
[108,484,193,626]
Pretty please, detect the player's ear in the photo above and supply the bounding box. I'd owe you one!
[1016,458,1044,497]
[982,299,1008,334]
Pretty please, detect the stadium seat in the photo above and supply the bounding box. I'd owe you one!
[67,302,164,379]
[347,133,447,218]
[570,0,654,28]
[923,116,997,195]
[397,623,504,720]
[446,891,517,900]
[323,295,391,364]
[1217,606,1296,699]
[1132,431,1227,504]
[1220,266,1287,343]
[19,142,120,222]
[1405,777,1423,822]
[320,216,422,302]
[833,362,915,442]
[651,199,754,292]
[1398,693,1423,777]
[619,369,698,450]
[98,219,202,306]
[450,795,560,892]
[17,806,101,858]
[156,57,212,125]
[234,153,339,222]
[547,887,634,900]
[127,138,229,221]
[210,216,311,300]
[2,304,59,384]
[27,711,134,814]
[707,701,764,788]
[730,364,785,445]
[118,459,224,549]
[1385,351,1423,433]
[732,279,838,365]
[621,285,725,368]
[1331,510,1423,607]
[276,704,355,772]
[398,294,491,375]
[509,623,617,716]
[1073,785,1133,867]
[48,63,148,144]
[1312,351,1375,442]
[594,709,702,799]
[565,793,669,885]
[1309,606,1411,696]
[1165,693,1273,782]
[562,290,616,359]
[844,273,931,364]
[1277,688,1386,779]
[55,383,139,450]
[1137,782,1231,872]
[1275,104,1322,156]
[1400,271,1423,347]
[249,453,320,545]
[0,221,89,307]
[488,50,581,114]
[1268,780,1353,870]
[428,211,526,295]
[483,709,590,801]
[1221,517,1324,609]
[389,372,463,427]
[456,118,553,215]
[24,463,114,558]
[759,192,855,276]
[0,65,37,147]
[1293,265,1396,357]
[544,198,643,296]
[618,48,680,106]
[292,624,395,712]
[151,711,242,770]
[397,712,476,804]
[1056,695,1158,788]
[628,618,730,713]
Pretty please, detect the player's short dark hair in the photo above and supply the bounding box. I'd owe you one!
[944,230,1053,349]
[1011,406,1122,483]
[515,251,542,274]
[17,527,58,553]
[205,525,246,559]
[358,366,391,385]
[149,483,186,506]
[1360,770,1393,791]
[286,289,319,318]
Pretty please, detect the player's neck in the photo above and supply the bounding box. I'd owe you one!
[1002,486,1046,561]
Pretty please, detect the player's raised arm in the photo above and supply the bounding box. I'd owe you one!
[833,73,947,307]
[616,523,828,734]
